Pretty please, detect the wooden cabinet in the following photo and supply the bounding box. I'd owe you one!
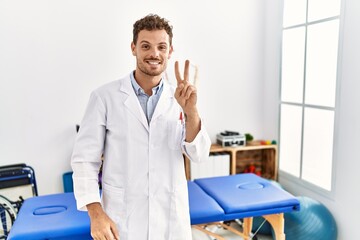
[185,143,278,180]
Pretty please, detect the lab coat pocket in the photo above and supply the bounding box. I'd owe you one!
[101,182,126,231]
[168,120,184,150]
[169,183,192,239]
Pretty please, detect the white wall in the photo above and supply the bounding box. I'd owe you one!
[0,0,266,194]
[263,1,282,140]
[263,0,360,239]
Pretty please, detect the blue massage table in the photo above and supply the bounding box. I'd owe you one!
[189,174,300,240]
[8,174,299,240]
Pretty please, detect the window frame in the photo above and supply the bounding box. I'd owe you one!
[278,0,345,198]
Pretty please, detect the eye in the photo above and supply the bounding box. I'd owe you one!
[159,45,167,51]
[141,44,150,50]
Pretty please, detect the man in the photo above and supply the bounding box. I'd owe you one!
[71,14,211,240]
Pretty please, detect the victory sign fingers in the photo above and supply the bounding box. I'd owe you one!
[174,60,197,110]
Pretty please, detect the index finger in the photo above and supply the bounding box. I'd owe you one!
[174,61,182,85]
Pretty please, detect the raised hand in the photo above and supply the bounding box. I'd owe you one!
[174,60,197,114]
[174,60,201,142]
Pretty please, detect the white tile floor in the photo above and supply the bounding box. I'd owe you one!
[192,221,273,240]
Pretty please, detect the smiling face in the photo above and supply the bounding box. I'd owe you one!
[131,29,173,78]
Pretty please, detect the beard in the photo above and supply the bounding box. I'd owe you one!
[136,57,168,77]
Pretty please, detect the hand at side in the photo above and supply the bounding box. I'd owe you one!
[87,202,120,240]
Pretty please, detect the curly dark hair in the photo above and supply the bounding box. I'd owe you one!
[133,14,173,45]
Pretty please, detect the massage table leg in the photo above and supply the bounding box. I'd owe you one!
[193,221,251,240]
[193,224,226,240]
[263,213,285,240]
[242,217,253,239]
[193,213,286,240]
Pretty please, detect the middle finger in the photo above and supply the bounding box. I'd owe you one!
[183,60,190,82]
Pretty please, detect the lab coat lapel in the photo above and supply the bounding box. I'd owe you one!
[152,81,174,121]
[119,76,149,131]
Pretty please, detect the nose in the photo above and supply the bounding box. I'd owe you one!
[149,47,160,59]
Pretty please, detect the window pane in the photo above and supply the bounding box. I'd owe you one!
[302,108,334,190]
[283,0,307,27]
[281,27,305,103]
[279,104,303,177]
[305,20,339,107]
[308,0,341,22]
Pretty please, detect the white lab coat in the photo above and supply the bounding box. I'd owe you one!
[71,73,211,240]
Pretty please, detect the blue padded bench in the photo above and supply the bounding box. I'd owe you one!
[189,173,300,239]
[8,174,299,240]
[8,192,91,240]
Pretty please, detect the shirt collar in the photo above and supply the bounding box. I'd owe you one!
[130,71,163,96]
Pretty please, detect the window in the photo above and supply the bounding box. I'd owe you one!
[279,0,341,191]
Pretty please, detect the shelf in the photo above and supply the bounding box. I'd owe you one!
[185,143,278,180]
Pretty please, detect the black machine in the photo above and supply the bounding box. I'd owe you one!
[216,130,246,147]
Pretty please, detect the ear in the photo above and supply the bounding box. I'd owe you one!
[168,45,174,59]
[131,42,136,56]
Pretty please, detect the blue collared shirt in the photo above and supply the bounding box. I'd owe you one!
[130,72,164,123]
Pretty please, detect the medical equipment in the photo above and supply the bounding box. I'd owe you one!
[0,164,38,239]
[0,164,38,199]
[8,174,299,240]
[216,131,246,147]
[189,173,300,239]
[0,194,23,239]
